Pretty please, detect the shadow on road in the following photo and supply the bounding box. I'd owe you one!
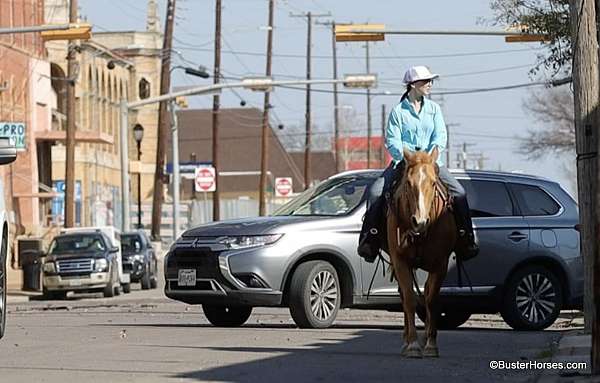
[133,328,556,383]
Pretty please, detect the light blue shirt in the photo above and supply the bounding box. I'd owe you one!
[385,97,447,166]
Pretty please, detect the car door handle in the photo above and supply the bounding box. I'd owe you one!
[508,231,528,242]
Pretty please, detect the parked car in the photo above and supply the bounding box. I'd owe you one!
[0,138,17,339]
[164,169,582,331]
[42,227,131,298]
[121,231,158,290]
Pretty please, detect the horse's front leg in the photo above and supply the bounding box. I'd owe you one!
[392,256,421,358]
[423,271,445,358]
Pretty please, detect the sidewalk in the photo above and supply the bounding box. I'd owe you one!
[6,288,40,304]
[537,316,594,382]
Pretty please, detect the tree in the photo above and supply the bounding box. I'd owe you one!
[518,85,575,159]
[488,0,571,76]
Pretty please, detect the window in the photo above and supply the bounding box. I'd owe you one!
[510,183,561,216]
[49,235,106,254]
[138,78,151,100]
[272,176,374,217]
[458,179,515,217]
[121,234,143,253]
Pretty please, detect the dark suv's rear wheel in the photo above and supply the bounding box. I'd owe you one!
[289,260,340,329]
[501,265,562,330]
[202,305,252,327]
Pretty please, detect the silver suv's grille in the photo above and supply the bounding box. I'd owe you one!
[56,258,93,273]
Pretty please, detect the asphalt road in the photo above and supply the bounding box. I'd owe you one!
[0,282,581,383]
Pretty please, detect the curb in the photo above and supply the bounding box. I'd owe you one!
[536,330,592,383]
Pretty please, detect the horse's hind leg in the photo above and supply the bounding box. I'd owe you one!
[423,272,444,358]
[392,259,421,358]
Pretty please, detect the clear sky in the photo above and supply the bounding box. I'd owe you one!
[79,0,576,196]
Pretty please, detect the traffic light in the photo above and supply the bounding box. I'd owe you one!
[41,23,92,41]
[335,24,385,42]
[504,23,549,42]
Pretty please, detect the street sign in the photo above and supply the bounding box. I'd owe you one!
[195,167,216,192]
[275,177,293,197]
[335,24,385,42]
[0,122,25,150]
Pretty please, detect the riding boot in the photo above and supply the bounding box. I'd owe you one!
[357,198,384,263]
[452,195,479,261]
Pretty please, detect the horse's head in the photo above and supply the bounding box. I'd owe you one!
[399,147,440,235]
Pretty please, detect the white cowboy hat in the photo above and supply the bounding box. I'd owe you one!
[403,66,439,84]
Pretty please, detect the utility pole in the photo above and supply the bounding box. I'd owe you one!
[570,0,599,374]
[212,0,223,220]
[365,41,372,169]
[457,142,476,169]
[151,0,176,240]
[64,0,78,227]
[316,19,341,173]
[259,0,275,216]
[291,11,330,189]
[332,21,341,173]
[380,104,386,167]
[445,123,460,168]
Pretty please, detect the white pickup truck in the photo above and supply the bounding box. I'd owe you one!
[0,138,17,339]
[42,226,131,298]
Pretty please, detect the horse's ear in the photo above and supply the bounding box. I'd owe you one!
[403,148,413,163]
[430,146,439,163]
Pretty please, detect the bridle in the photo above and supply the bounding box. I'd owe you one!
[388,164,452,267]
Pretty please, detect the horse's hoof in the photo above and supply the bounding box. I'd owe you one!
[401,342,422,358]
[422,346,439,358]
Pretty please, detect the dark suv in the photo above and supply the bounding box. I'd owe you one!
[165,170,581,331]
[121,231,158,290]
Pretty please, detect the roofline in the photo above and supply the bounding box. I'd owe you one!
[329,168,555,183]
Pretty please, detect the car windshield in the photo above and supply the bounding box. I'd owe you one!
[272,176,374,216]
[49,235,106,254]
[121,235,143,254]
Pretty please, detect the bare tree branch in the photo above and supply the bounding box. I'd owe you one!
[518,86,575,159]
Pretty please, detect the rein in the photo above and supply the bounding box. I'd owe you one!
[387,168,452,297]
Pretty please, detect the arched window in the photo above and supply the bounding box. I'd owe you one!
[138,77,150,100]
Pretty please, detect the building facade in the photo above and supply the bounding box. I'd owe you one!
[44,0,162,228]
[0,0,56,289]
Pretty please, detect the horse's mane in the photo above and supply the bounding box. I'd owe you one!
[405,151,435,166]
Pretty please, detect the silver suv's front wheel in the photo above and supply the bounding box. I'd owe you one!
[289,260,340,329]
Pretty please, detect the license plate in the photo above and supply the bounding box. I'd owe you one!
[68,279,82,286]
[178,269,196,287]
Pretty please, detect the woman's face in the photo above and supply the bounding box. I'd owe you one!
[411,79,433,96]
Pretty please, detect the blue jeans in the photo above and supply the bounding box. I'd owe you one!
[360,161,473,250]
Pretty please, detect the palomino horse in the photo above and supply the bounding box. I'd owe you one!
[386,148,457,358]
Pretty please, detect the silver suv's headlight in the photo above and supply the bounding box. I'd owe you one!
[219,234,283,249]
[43,262,55,273]
[94,258,108,272]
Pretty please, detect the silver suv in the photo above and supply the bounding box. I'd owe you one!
[164,170,582,331]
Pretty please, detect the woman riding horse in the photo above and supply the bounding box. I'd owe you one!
[357,65,479,262]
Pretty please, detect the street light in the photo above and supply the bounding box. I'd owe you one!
[168,66,209,241]
[120,75,377,233]
[133,123,144,229]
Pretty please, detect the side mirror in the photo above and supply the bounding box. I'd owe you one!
[0,137,16,165]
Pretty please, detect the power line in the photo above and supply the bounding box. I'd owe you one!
[172,45,542,60]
